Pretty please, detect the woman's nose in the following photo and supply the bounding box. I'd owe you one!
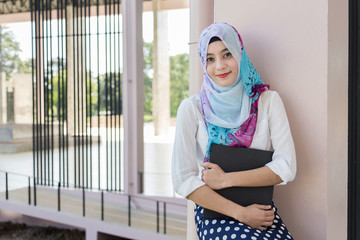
[216,59,226,70]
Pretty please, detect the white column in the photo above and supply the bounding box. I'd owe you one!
[187,2,214,239]
[152,0,170,136]
[122,0,144,195]
[13,73,32,124]
[66,4,74,136]
[189,0,214,95]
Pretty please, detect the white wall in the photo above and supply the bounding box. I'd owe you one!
[214,0,348,239]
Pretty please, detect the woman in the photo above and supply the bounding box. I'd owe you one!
[172,22,296,239]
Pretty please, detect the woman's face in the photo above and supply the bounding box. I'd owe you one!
[206,40,238,87]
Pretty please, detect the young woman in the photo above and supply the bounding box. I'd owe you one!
[172,22,296,240]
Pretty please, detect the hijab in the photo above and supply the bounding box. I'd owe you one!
[196,22,269,156]
[197,22,264,129]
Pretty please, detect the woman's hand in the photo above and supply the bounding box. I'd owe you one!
[235,204,274,230]
[200,162,229,190]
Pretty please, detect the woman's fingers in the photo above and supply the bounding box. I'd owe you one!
[200,162,219,169]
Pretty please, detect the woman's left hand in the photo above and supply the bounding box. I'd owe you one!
[200,162,229,190]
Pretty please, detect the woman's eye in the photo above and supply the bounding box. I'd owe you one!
[206,57,214,62]
[224,52,232,58]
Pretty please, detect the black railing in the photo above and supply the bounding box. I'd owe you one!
[31,0,123,192]
[0,170,186,236]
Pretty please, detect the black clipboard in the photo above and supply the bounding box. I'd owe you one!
[203,143,274,219]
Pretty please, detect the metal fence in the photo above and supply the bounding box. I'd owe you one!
[31,0,122,191]
[0,170,187,237]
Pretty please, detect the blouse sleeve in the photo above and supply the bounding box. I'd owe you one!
[172,98,206,198]
[265,91,297,184]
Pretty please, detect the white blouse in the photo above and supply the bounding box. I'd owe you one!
[171,90,296,199]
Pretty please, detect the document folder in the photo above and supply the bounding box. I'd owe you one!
[203,143,274,219]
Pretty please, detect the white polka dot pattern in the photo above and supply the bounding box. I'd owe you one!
[194,204,294,240]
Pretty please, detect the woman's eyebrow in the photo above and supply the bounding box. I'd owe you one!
[207,48,229,56]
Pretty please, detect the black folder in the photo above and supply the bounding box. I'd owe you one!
[203,143,274,219]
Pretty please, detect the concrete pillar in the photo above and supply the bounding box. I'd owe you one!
[187,3,214,239]
[13,73,32,124]
[66,4,86,137]
[189,0,214,95]
[0,72,5,124]
[66,4,74,136]
[123,0,144,195]
[85,228,97,240]
[152,0,170,136]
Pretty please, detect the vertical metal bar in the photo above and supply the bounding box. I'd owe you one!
[50,0,54,187]
[48,0,52,186]
[77,1,81,189]
[110,0,113,192]
[39,0,43,186]
[36,0,40,186]
[57,182,61,211]
[156,201,160,233]
[82,186,85,217]
[101,191,104,221]
[80,0,85,190]
[118,1,122,192]
[59,0,64,187]
[84,0,89,190]
[41,0,46,186]
[114,0,118,192]
[44,0,49,186]
[349,0,360,237]
[5,172,8,200]
[97,0,101,191]
[31,0,36,193]
[163,202,166,234]
[45,0,49,186]
[84,0,88,189]
[88,0,92,190]
[105,0,109,191]
[57,0,62,187]
[117,0,122,192]
[73,0,77,188]
[128,195,131,226]
[61,1,66,188]
[65,0,69,188]
[33,178,37,206]
[28,177,31,205]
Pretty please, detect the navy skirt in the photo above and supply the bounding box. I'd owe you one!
[194,204,294,240]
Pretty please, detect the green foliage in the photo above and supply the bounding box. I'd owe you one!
[44,68,122,121]
[170,53,189,117]
[0,26,31,80]
[143,41,189,119]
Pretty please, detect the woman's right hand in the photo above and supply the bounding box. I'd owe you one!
[235,204,275,230]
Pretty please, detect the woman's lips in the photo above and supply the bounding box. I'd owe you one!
[216,72,230,78]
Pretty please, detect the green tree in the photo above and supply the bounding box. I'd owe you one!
[143,41,189,119]
[0,26,29,80]
[170,53,189,117]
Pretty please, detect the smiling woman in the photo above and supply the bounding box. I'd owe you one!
[172,22,296,240]
[206,38,239,87]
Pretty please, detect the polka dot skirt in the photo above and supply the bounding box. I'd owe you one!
[194,204,294,240]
